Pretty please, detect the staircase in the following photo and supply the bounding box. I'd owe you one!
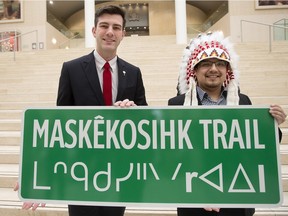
[0,35,287,216]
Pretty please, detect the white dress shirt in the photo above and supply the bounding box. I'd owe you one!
[94,50,119,104]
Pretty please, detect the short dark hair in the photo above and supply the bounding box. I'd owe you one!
[94,5,126,29]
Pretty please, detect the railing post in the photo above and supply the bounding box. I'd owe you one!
[285,19,287,40]
[36,30,38,50]
[240,20,243,43]
[14,29,16,61]
[269,25,271,53]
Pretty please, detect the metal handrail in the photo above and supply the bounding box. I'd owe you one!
[58,32,81,49]
[0,29,38,61]
[240,19,288,52]
[274,18,287,24]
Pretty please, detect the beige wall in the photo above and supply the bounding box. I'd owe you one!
[148,1,176,35]
[0,0,47,51]
[207,13,231,39]
[229,0,288,42]
[65,10,85,36]
[45,22,69,49]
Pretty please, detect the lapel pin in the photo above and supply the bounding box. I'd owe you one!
[123,71,126,76]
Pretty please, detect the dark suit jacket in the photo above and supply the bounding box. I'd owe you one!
[168,92,252,105]
[57,51,147,106]
[56,51,147,215]
[168,92,281,216]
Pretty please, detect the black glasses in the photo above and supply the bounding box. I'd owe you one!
[197,60,228,70]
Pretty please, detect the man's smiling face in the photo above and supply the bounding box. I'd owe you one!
[93,13,125,59]
[195,58,228,92]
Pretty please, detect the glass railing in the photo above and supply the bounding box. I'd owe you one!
[187,2,228,34]
[273,18,288,40]
[58,33,83,49]
[240,19,288,52]
[47,10,79,38]
[0,30,38,60]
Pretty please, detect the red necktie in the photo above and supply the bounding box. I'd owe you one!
[103,62,112,106]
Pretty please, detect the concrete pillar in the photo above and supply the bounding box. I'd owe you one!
[84,0,95,48]
[175,0,187,44]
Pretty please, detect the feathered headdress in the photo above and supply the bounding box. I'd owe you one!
[177,31,240,106]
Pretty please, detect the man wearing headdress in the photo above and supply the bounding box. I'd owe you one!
[168,31,287,216]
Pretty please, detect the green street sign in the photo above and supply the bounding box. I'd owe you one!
[19,106,282,207]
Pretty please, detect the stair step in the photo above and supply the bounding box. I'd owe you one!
[0,101,56,110]
[0,93,57,102]
[0,131,21,146]
[0,163,18,188]
[0,110,22,119]
[0,120,21,131]
[281,129,288,145]
[0,146,20,164]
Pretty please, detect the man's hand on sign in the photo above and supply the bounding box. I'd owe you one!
[114,99,136,107]
[269,104,287,125]
[13,182,46,211]
[204,207,220,212]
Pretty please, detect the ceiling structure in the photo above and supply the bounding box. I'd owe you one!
[47,0,226,23]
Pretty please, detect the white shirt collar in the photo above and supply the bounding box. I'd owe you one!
[93,50,117,71]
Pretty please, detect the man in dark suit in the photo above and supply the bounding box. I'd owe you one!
[15,4,147,216]
[58,5,147,216]
[57,5,147,108]
[168,31,286,216]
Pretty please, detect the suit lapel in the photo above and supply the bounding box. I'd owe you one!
[82,51,105,105]
[116,58,127,101]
